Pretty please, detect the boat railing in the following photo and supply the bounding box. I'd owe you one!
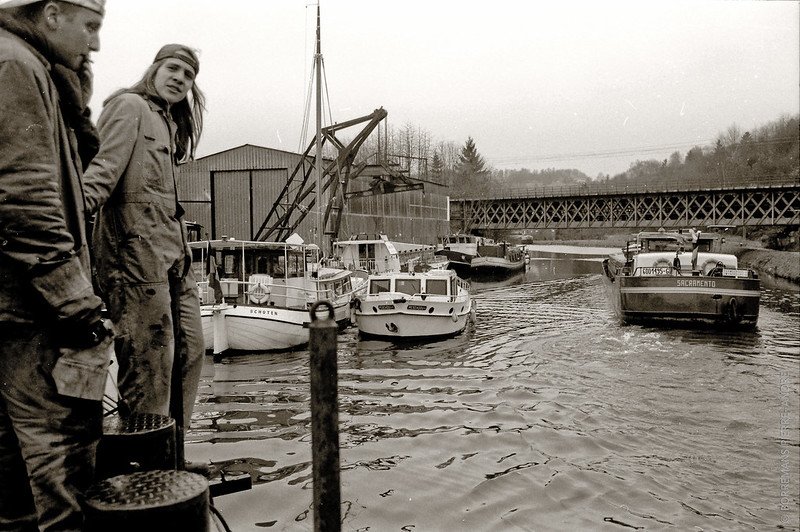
[196,278,348,308]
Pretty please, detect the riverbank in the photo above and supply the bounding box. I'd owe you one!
[528,237,800,284]
[732,248,800,284]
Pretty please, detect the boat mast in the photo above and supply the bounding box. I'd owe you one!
[314,3,324,253]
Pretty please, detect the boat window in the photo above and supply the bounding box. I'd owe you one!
[359,243,376,260]
[426,279,448,295]
[268,255,285,277]
[370,278,391,294]
[643,239,682,252]
[223,254,236,276]
[396,278,421,296]
[287,253,304,277]
[256,257,269,274]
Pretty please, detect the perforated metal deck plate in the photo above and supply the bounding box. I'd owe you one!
[84,470,208,509]
[103,413,175,436]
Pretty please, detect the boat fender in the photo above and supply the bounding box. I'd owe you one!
[701,259,717,275]
[727,298,740,323]
[249,284,269,304]
[452,311,459,322]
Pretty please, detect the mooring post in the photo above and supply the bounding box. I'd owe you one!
[308,301,341,532]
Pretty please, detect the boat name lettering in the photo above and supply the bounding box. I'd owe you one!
[378,304,395,310]
[407,305,427,310]
[676,279,716,288]
[249,308,279,316]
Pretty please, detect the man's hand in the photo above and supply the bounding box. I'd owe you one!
[60,318,115,350]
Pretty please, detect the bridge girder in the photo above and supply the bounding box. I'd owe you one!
[452,185,800,232]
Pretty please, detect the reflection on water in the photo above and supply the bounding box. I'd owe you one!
[189,253,800,531]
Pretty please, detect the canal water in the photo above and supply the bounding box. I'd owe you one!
[187,248,800,531]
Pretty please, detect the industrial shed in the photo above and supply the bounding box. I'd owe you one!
[176,144,450,245]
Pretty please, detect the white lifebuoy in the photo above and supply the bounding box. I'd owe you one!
[249,283,269,304]
[652,259,671,269]
[701,259,717,275]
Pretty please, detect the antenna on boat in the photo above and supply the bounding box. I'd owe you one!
[314,2,325,254]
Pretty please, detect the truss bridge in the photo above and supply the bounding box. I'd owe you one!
[451,178,800,233]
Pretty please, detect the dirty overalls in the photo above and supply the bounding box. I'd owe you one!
[87,93,203,431]
[1,22,106,531]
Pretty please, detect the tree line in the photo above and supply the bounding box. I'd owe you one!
[349,113,798,198]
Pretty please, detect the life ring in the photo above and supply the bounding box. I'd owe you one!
[249,283,269,304]
[652,259,671,269]
[727,298,741,323]
[701,259,717,275]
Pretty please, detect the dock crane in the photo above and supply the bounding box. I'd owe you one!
[253,107,424,249]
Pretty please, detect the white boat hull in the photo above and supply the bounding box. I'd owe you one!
[222,305,309,351]
[356,308,471,338]
[200,301,352,354]
[355,294,472,339]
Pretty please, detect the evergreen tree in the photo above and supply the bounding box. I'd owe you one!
[451,137,494,198]
[431,151,445,185]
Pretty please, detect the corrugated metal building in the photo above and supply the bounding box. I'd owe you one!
[177,144,450,245]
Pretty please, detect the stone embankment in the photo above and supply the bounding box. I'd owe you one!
[733,248,800,284]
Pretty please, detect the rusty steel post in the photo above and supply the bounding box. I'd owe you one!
[308,301,341,532]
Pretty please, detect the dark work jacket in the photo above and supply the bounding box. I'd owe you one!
[85,93,191,293]
[0,20,102,324]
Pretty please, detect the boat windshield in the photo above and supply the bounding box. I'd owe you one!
[369,278,391,294]
[640,238,684,253]
[396,278,421,296]
[426,279,448,295]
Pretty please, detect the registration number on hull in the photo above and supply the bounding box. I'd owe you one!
[641,267,671,276]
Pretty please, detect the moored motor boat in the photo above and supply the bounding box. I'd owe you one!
[470,242,526,274]
[331,233,448,274]
[354,268,473,339]
[191,237,366,354]
[435,233,485,275]
[602,229,760,327]
[437,234,525,276]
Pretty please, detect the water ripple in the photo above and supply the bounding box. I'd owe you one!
[189,263,800,531]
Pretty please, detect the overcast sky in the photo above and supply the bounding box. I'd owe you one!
[88,0,799,178]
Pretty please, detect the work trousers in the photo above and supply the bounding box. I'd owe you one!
[0,324,102,532]
[105,269,203,431]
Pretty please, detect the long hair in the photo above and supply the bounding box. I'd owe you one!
[104,59,206,163]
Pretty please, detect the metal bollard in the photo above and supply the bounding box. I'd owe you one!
[308,301,341,532]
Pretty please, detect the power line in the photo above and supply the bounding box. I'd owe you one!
[486,136,799,167]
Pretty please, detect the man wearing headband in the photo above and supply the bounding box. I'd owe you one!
[0,1,108,530]
[84,43,206,468]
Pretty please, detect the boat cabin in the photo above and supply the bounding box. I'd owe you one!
[315,267,364,304]
[624,230,723,260]
[332,233,438,273]
[190,239,319,306]
[367,270,460,298]
[440,233,492,252]
[621,230,741,276]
